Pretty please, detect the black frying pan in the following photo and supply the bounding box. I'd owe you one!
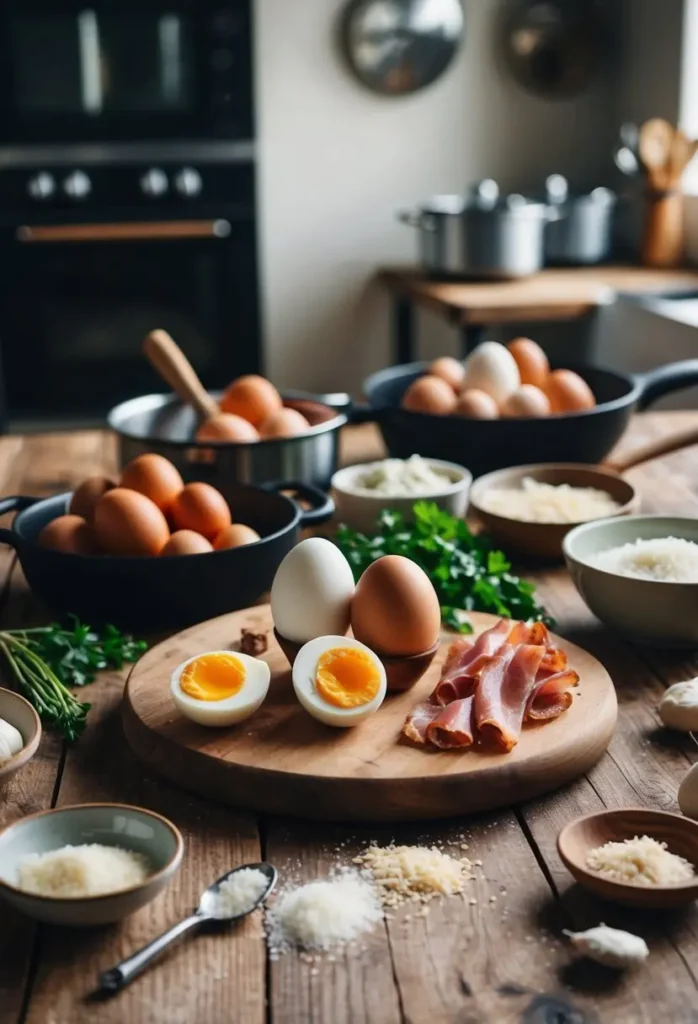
[0,481,333,632]
[362,359,698,477]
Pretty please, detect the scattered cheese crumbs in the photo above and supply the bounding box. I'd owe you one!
[353,844,473,908]
[211,868,269,919]
[586,834,695,886]
[17,844,149,898]
[265,873,381,956]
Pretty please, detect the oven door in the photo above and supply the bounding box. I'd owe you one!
[0,0,252,143]
[0,211,260,427]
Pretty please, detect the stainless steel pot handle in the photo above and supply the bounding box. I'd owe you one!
[397,210,437,232]
[282,389,351,412]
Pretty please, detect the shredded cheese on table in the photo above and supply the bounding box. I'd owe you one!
[265,873,381,956]
[353,844,474,908]
[586,835,695,886]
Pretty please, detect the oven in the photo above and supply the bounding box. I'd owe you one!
[0,0,252,144]
[0,160,261,428]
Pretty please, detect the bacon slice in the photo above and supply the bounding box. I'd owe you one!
[432,620,510,705]
[475,644,545,752]
[526,668,579,721]
[425,697,475,749]
[509,621,567,675]
[402,702,442,744]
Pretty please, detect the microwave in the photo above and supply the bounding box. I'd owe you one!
[0,0,253,144]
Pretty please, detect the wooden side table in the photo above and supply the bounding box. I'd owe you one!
[379,265,698,363]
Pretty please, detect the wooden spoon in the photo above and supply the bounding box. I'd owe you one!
[639,118,675,189]
[669,127,692,187]
[143,330,259,442]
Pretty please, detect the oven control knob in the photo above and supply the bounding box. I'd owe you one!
[140,167,169,197]
[27,172,56,200]
[174,167,202,198]
[63,170,91,200]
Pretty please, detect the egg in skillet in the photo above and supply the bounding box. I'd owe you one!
[171,651,270,727]
[292,636,386,728]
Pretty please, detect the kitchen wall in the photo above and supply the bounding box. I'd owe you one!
[254,0,618,393]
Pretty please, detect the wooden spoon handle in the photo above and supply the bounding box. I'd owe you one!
[609,424,698,474]
[143,329,219,423]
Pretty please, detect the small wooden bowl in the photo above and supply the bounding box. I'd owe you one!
[470,463,638,561]
[558,808,698,909]
[273,629,438,693]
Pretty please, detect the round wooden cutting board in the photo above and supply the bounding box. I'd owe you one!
[123,607,617,822]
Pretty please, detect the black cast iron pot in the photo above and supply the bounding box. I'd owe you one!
[363,359,698,476]
[0,481,333,632]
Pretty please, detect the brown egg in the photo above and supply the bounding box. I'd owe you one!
[501,384,551,418]
[429,356,466,391]
[350,555,441,657]
[220,375,282,427]
[170,482,232,540]
[120,454,184,513]
[94,488,170,557]
[401,375,457,415]
[213,524,261,549]
[195,414,260,444]
[38,515,98,556]
[507,338,550,389]
[545,369,596,414]
[454,388,499,419]
[259,408,310,439]
[69,476,116,522]
[160,530,214,557]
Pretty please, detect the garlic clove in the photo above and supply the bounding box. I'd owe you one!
[563,924,649,969]
[679,762,698,820]
[658,679,698,732]
[0,717,24,766]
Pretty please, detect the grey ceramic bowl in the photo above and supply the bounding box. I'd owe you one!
[331,457,471,533]
[0,689,41,793]
[564,515,698,648]
[0,803,183,926]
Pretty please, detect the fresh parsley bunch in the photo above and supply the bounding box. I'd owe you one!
[335,501,552,634]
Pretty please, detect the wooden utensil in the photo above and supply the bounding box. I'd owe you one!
[639,118,675,188]
[144,329,220,425]
[558,808,698,909]
[469,422,698,560]
[122,607,617,822]
[639,119,686,267]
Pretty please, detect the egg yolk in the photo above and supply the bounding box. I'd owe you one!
[180,653,246,702]
[314,648,381,709]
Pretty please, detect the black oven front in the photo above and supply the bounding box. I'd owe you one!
[0,0,252,144]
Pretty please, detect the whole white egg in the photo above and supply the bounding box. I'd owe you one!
[461,342,521,406]
[292,635,387,728]
[271,537,355,643]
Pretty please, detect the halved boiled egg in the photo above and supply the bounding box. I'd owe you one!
[171,650,270,727]
[292,636,387,728]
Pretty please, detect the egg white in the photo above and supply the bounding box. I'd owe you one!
[171,650,270,727]
[292,635,387,728]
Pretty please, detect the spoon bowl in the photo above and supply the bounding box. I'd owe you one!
[199,862,277,919]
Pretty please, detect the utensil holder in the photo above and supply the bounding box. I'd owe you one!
[641,189,684,267]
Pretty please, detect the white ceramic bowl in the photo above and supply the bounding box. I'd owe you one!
[331,457,472,533]
[0,803,183,926]
[564,515,698,648]
[0,689,41,793]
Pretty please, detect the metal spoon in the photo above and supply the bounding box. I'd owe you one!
[98,862,277,993]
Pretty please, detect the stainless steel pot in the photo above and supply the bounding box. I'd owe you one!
[545,181,616,265]
[398,191,561,279]
[108,391,350,491]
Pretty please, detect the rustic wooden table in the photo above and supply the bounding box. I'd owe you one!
[2,416,698,1024]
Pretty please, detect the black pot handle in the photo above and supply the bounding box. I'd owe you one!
[0,495,37,545]
[347,403,378,425]
[636,360,698,410]
[260,481,335,527]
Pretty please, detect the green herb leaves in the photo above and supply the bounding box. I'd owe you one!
[335,501,552,634]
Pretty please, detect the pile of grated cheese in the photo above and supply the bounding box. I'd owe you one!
[592,537,698,583]
[479,477,621,525]
[211,867,270,919]
[265,873,382,956]
[586,834,695,886]
[17,844,150,898]
[353,844,474,908]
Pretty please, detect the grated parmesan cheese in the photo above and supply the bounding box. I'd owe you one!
[265,873,381,956]
[586,834,695,886]
[211,867,269,919]
[479,477,620,524]
[17,844,150,898]
[592,537,698,583]
[353,844,474,908]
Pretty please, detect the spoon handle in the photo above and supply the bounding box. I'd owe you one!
[98,913,204,992]
[143,329,220,423]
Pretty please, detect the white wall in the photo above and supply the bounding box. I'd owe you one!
[255,0,617,394]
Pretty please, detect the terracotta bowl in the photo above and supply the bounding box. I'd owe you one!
[0,689,41,793]
[470,463,638,561]
[558,808,698,909]
[273,629,438,693]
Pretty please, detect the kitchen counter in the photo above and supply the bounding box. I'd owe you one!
[2,416,698,1023]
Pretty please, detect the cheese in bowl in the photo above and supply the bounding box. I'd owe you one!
[331,456,471,533]
[478,477,622,525]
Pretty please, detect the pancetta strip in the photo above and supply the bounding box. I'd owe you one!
[432,619,510,705]
[526,668,579,720]
[476,643,545,753]
[402,702,442,745]
[425,697,475,749]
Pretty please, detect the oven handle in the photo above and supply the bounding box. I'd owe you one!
[15,220,232,243]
